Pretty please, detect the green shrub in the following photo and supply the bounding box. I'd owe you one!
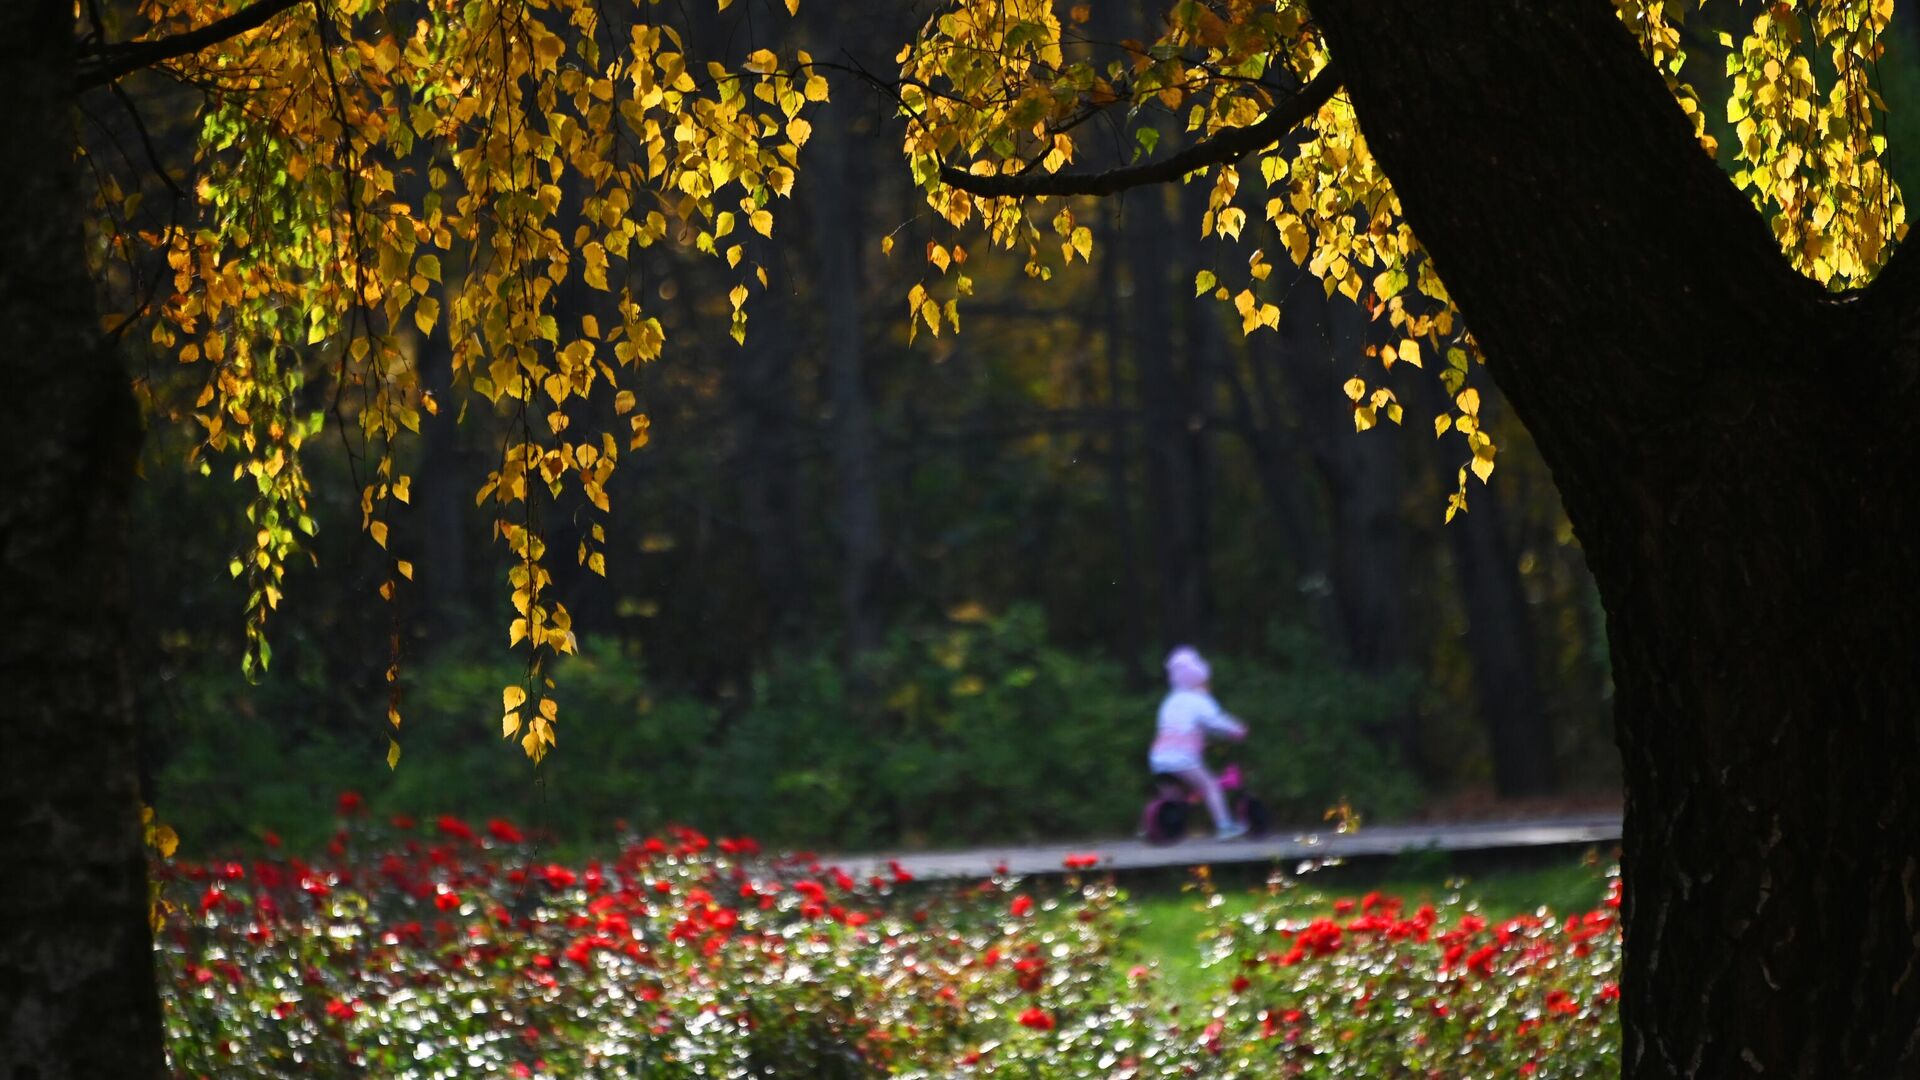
[151,607,1422,854]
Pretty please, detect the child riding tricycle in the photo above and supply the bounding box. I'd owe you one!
[1140,646,1269,844]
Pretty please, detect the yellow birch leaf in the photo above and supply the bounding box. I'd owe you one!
[1342,377,1366,402]
[387,738,402,770]
[370,521,389,548]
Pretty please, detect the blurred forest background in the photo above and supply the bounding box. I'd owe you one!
[120,2,1920,854]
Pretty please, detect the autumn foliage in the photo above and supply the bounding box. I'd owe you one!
[87,0,1908,764]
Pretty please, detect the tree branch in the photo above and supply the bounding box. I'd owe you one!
[937,66,1341,198]
[75,0,306,90]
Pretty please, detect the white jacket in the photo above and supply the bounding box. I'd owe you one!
[1148,689,1246,771]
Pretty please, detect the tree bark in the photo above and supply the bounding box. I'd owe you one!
[1310,289,1410,679]
[1315,0,1920,1074]
[1096,207,1149,680]
[1440,456,1557,798]
[729,235,810,643]
[0,2,166,1076]
[1267,277,1418,752]
[414,328,474,646]
[1404,373,1558,798]
[807,48,886,658]
[1127,184,1211,647]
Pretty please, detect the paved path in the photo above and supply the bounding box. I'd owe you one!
[829,814,1622,882]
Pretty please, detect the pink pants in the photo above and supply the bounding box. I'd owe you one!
[1172,766,1233,831]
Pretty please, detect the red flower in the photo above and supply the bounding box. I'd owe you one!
[1017,1007,1054,1031]
[263,831,282,849]
[437,815,476,843]
[1009,894,1034,917]
[488,818,525,844]
[1466,944,1499,977]
[1062,852,1100,870]
[337,791,364,816]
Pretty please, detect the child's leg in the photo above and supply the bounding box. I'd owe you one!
[1175,766,1233,831]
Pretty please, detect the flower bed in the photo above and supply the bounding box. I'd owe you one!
[155,806,1620,1078]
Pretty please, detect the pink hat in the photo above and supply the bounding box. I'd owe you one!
[1165,646,1210,690]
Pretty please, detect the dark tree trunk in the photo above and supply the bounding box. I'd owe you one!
[0,3,166,1076]
[729,235,809,642]
[807,53,885,658]
[1405,374,1558,798]
[1096,207,1149,679]
[1268,277,1417,752]
[1126,185,1210,647]
[1310,290,1411,678]
[1221,330,1341,639]
[1441,459,1557,798]
[1177,183,1223,642]
[1317,0,1920,1074]
[415,329,473,646]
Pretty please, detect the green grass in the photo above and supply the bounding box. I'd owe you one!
[1116,852,1616,1000]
